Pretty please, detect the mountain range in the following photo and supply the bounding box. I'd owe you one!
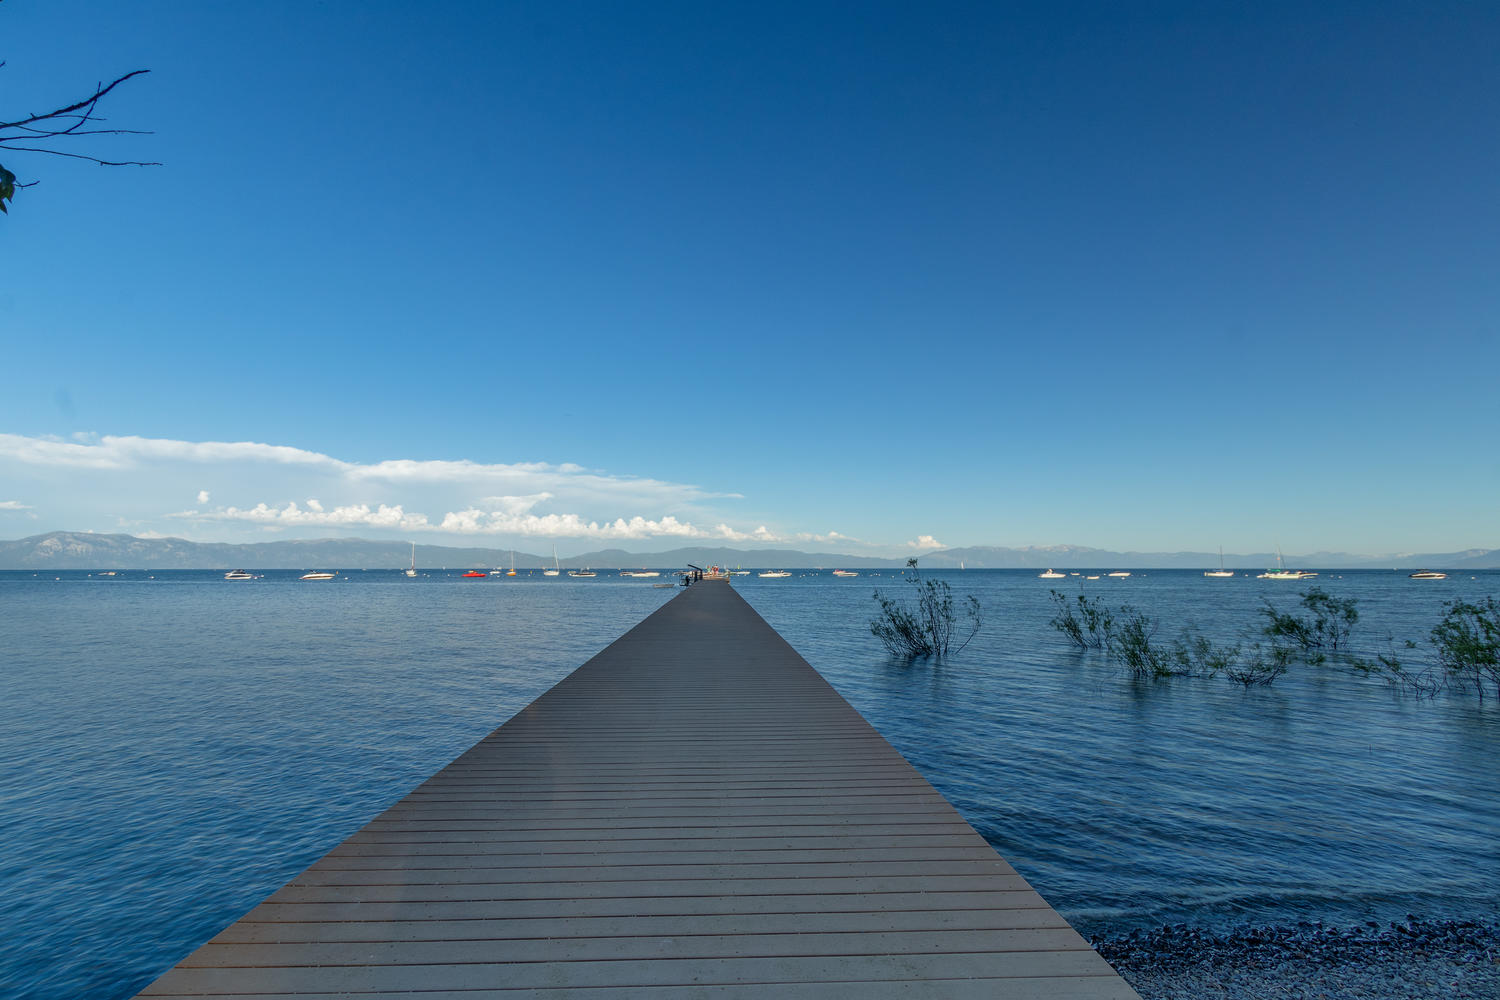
[2,532,1497,570]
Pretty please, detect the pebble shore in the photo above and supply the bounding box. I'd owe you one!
[1093,916,1499,1000]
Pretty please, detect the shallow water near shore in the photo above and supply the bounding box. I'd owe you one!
[2,567,1497,997]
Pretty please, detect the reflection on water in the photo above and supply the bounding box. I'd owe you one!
[1,568,1496,998]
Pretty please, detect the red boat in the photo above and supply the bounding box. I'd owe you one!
[461,570,487,578]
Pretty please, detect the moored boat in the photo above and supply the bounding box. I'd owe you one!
[1409,570,1447,580]
[1257,546,1315,580]
[1039,569,1065,579]
[461,570,487,579]
[1205,546,1234,577]
[758,570,792,578]
[299,571,336,581]
[832,570,859,577]
[224,569,255,581]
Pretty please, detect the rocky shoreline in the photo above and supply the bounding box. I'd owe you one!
[1093,916,1500,999]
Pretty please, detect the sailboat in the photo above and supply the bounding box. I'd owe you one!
[507,551,517,577]
[405,542,417,578]
[543,546,560,577]
[1204,546,1233,578]
[1257,546,1316,580]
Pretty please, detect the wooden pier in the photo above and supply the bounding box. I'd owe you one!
[138,579,1137,998]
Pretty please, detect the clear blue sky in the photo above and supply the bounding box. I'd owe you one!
[3,1,1496,556]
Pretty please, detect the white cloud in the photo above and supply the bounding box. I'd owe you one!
[0,433,342,471]
[0,432,727,509]
[907,534,945,550]
[0,430,885,551]
[480,493,553,516]
[175,501,431,531]
[433,508,760,541]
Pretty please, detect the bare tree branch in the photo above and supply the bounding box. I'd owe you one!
[0,145,160,167]
[0,69,151,131]
[0,63,156,212]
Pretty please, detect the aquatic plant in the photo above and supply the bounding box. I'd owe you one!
[1047,590,1115,649]
[870,558,982,659]
[1107,608,1177,679]
[1169,631,1242,678]
[1430,596,1500,700]
[1224,644,1290,687]
[1259,587,1359,651]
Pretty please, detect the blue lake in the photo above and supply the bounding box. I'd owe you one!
[2,568,1497,998]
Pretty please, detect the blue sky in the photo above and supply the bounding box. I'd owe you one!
[2,1,1496,556]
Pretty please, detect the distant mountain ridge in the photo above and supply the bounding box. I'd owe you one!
[913,545,1500,570]
[2,532,1497,570]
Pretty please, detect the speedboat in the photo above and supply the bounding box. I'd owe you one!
[461,570,487,578]
[1107,571,1131,578]
[568,568,597,578]
[224,569,255,581]
[1409,570,1447,580]
[623,570,661,578]
[758,570,792,578]
[299,571,336,581]
[832,570,859,577]
[1039,569,1065,579]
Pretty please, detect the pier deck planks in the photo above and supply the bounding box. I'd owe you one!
[138,579,1137,998]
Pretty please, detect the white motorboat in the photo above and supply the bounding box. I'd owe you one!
[1409,570,1447,580]
[1039,569,1066,579]
[832,570,859,577]
[1107,571,1131,578]
[299,571,336,581]
[224,569,255,581]
[758,570,792,578]
[568,568,597,578]
[622,570,661,578]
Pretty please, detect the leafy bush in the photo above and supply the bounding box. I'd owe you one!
[1047,590,1114,648]
[1170,631,1242,678]
[1225,643,1290,687]
[1430,597,1500,700]
[1107,607,1178,678]
[1259,587,1359,651]
[870,558,982,659]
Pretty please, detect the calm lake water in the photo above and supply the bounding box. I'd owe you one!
[3,568,1497,998]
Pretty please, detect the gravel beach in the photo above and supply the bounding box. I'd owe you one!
[1094,917,1500,1000]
